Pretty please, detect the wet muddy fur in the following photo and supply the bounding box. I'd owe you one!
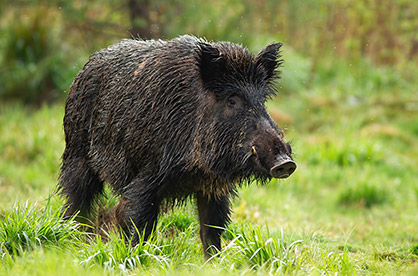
[58,35,295,258]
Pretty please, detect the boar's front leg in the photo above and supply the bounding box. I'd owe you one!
[196,192,232,259]
[115,177,161,245]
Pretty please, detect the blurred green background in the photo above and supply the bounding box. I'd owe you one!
[1,0,418,275]
[1,0,417,104]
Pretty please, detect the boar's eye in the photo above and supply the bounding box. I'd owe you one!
[227,96,241,108]
[227,97,236,107]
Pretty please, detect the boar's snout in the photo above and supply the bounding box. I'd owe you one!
[269,156,297,179]
[250,117,297,179]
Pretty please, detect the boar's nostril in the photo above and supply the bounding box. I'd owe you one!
[270,160,297,179]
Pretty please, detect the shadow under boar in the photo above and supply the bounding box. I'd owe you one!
[58,35,296,258]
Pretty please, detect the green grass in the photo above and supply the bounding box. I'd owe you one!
[1,55,418,275]
[0,199,82,260]
[0,103,64,209]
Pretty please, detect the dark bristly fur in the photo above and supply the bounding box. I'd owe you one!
[58,35,295,259]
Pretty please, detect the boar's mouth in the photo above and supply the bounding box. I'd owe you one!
[247,146,296,180]
[269,157,297,179]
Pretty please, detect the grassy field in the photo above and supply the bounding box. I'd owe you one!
[1,53,418,275]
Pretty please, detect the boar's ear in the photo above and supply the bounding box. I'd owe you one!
[255,42,283,82]
[198,42,226,84]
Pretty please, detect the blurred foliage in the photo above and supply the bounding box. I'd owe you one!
[0,6,82,104]
[0,0,417,104]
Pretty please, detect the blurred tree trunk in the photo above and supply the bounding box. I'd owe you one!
[127,0,154,39]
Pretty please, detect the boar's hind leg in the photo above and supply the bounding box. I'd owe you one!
[197,193,232,259]
[59,156,104,219]
[115,177,161,245]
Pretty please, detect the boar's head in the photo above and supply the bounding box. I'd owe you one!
[195,41,296,185]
